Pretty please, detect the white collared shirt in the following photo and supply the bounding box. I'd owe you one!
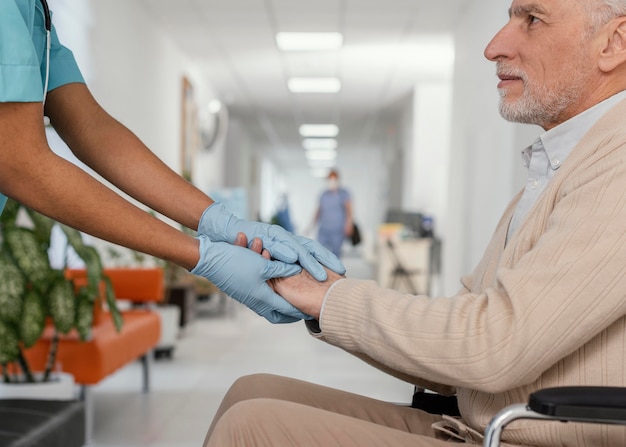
[507,90,626,242]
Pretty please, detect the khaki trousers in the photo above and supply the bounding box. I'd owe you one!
[204,373,472,447]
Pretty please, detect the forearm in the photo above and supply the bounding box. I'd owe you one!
[45,84,213,231]
[11,151,199,269]
[0,100,200,270]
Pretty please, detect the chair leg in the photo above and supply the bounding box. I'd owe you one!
[389,267,418,294]
[80,385,95,446]
[401,271,418,294]
[140,350,154,393]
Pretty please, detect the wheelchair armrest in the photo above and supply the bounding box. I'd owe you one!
[484,387,626,447]
[529,387,626,422]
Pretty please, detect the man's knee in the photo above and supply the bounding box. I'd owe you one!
[225,373,280,401]
[208,399,287,447]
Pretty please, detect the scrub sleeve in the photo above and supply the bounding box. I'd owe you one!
[0,0,84,213]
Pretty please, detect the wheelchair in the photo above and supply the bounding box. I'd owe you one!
[483,386,626,446]
[413,386,626,446]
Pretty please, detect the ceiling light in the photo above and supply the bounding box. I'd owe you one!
[299,124,339,138]
[310,167,332,178]
[207,99,222,114]
[276,32,343,51]
[287,77,341,93]
[302,138,337,151]
[305,149,337,161]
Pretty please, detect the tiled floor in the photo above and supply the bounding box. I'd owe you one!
[91,252,415,447]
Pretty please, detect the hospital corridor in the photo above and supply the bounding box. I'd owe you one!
[6,0,611,446]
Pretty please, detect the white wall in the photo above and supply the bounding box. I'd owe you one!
[48,0,225,200]
[402,81,453,236]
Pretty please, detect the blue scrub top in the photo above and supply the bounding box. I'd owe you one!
[0,0,85,213]
[318,188,350,231]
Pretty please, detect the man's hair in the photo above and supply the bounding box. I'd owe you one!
[589,0,626,31]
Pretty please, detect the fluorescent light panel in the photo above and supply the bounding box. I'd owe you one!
[207,99,222,114]
[306,149,337,161]
[288,77,341,93]
[299,124,339,138]
[276,32,343,51]
[302,138,337,151]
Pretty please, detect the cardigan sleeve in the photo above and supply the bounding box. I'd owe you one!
[314,142,626,394]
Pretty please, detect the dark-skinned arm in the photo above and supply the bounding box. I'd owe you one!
[0,85,200,270]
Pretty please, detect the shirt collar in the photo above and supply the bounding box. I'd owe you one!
[521,90,626,170]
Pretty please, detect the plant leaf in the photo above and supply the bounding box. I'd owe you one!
[60,226,103,293]
[103,276,124,332]
[0,252,26,323]
[25,208,54,247]
[0,198,19,226]
[0,321,20,364]
[20,290,46,347]
[4,227,52,292]
[48,278,76,334]
[74,288,94,341]
[60,225,124,333]
[80,246,104,292]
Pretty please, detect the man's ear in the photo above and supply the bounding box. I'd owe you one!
[599,17,626,72]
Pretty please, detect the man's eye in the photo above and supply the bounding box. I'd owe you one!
[528,15,541,25]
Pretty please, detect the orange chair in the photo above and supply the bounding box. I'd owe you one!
[23,267,164,442]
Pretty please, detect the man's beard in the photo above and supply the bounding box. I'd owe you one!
[497,64,587,128]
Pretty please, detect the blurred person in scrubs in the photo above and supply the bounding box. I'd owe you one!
[312,169,353,258]
[0,0,345,324]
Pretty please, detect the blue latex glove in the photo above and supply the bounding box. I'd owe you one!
[198,202,346,280]
[190,235,309,324]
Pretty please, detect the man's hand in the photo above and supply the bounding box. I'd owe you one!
[190,235,309,324]
[268,268,344,320]
[237,232,344,321]
[198,202,346,281]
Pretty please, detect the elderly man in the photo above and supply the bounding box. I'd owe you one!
[204,0,626,446]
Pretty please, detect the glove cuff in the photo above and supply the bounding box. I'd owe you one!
[198,202,232,240]
[189,235,213,275]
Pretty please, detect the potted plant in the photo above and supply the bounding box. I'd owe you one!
[0,198,122,386]
[100,237,186,357]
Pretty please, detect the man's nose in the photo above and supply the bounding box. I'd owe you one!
[484,24,513,62]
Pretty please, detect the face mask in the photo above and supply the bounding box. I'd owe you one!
[328,178,339,190]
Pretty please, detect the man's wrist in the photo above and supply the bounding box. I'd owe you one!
[316,278,344,324]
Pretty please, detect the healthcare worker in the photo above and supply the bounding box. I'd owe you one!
[312,169,353,258]
[0,0,345,323]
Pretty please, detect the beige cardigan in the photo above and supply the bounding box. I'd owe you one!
[315,98,626,446]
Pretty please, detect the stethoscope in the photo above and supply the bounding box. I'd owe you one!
[39,0,52,103]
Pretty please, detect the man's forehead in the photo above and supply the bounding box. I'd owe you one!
[508,0,550,17]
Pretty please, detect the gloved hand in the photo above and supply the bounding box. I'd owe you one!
[198,202,346,281]
[191,235,310,324]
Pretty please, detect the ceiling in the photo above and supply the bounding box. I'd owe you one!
[135,0,471,174]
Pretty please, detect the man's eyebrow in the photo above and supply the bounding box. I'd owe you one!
[508,3,548,18]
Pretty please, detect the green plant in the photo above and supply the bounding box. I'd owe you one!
[0,198,122,383]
